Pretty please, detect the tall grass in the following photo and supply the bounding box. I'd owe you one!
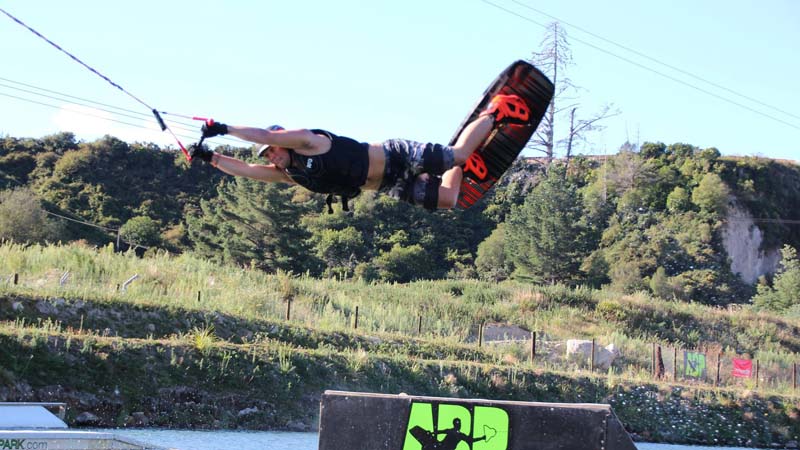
[3,241,800,395]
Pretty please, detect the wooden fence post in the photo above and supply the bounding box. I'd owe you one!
[715,352,722,386]
[673,347,678,381]
[755,360,760,388]
[354,306,359,330]
[417,315,422,335]
[530,331,536,363]
[197,291,201,303]
[793,362,797,392]
[655,346,665,380]
[478,322,484,348]
[286,299,292,321]
[13,273,18,285]
[591,338,596,372]
[651,343,655,377]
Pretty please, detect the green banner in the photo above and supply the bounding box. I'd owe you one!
[684,351,707,379]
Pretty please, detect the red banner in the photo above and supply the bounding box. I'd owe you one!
[732,358,752,378]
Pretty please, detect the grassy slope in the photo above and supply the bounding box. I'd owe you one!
[0,242,799,446]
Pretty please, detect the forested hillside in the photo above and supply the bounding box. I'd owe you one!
[1,132,798,308]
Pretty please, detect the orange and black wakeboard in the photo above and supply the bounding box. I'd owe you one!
[451,60,554,209]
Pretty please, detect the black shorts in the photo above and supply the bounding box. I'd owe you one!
[379,139,455,207]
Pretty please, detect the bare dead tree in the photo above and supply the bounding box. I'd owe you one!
[563,104,619,171]
[527,22,619,166]
[527,22,573,162]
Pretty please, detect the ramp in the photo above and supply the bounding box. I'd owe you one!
[318,391,636,450]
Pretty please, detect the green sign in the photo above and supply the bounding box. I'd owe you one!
[402,401,509,450]
[0,439,25,450]
[684,351,707,379]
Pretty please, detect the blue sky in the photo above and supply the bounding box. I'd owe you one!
[2,0,799,161]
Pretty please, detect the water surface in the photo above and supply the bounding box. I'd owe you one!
[105,429,766,450]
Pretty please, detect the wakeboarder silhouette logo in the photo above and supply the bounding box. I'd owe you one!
[402,401,509,450]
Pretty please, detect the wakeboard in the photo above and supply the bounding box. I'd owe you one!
[451,60,554,209]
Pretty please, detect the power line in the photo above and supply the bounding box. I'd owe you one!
[0,170,151,248]
[0,76,249,146]
[0,91,150,133]
[0,76,200,133]
[0,89,233,147]
[0,7,152,111]
[0,83,156,124]
[507,0,800,123]
[0,7,211,160]
[479,0,800,132]
[0,76,164,122]
[0,82,198,136]
[726,218,800,225]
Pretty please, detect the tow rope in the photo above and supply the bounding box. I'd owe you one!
[0,7,204,160]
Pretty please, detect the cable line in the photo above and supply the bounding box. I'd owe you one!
[0,82,201,136]
[479,0,800,132]
[0,6,194,159]
[0,88,241,147]
[0,76,157,121]
[0,76,200,132]
[0,92,196,142]
[0,76,246,146]
[0,170,151,248]
[508,0,800,122]
[0,7,151,111]
[1,82,161,124]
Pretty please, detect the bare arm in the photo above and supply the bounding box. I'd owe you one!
[211,153,294,184]
[226,126,331,155]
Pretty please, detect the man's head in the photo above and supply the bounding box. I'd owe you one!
[257,125,289,168]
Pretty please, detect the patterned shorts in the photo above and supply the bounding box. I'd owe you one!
[379,139,455,206]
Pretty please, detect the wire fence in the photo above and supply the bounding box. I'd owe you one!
[477,327,799,394]
[3,270,798,395]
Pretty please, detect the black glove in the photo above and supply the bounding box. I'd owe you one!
[201,120,228,138]
[189,144,214,162]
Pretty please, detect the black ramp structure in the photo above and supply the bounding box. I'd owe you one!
[318,391,637,450]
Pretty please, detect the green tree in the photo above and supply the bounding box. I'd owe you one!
[119,216,162,249]
[666,186,690,213]
[0,187,63,244]
[753,246,800,312]
[0,152,36,187]
[474,223,511,281]
[186,178,317,273]
[303,191,489,281]
[691,173,730,218]
[372,243,434,283]
[505,165,591,283]
[649,266,685,299]
[310,226,367,279]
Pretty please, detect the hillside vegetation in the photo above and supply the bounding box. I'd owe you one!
[2,243,800,446]
[2,133,800,446]
[2,134,799,306]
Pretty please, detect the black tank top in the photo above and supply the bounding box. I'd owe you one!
[284,129,369,198]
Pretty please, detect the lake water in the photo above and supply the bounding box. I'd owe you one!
[105,429,767,450]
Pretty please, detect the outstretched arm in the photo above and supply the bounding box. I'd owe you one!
[191,144,293,183]
[214,124,331,156]
[210,153,294,184]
